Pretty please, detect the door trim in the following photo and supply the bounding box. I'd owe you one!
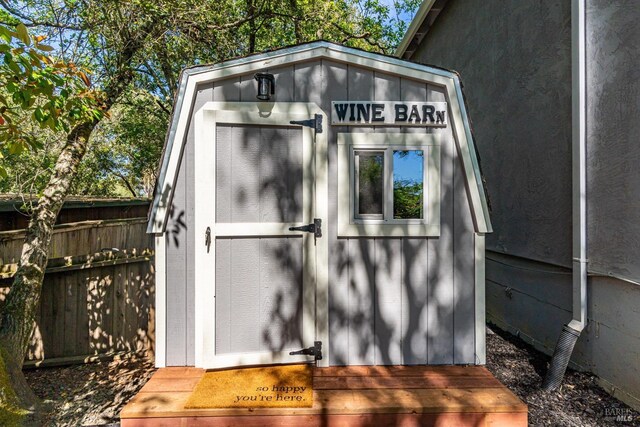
[193,102,329,368]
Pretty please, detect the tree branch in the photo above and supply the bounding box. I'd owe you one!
[0,1,84,30]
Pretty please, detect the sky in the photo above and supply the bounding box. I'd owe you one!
[393,150,423,183]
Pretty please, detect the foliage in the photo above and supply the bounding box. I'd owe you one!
[0,0,419,197]
[0,23,104,180]
[394,179,422,219]
[73,90,167,196]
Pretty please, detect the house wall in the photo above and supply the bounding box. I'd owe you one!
[411,0,573,267]
[163,60,479,366]
[411,0,640,409]
[586,0,640,284]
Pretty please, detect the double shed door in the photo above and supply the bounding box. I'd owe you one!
[194,103,328,369]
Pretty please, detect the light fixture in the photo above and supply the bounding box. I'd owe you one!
[254,73,275,101]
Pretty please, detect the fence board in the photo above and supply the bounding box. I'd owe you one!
[0,213,154,365]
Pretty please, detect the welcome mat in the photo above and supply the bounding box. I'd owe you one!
[184,364,313,409]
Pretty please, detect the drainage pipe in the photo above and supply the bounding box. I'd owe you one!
[542,0,588,391]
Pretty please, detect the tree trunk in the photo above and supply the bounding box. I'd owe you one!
[248,0,256,53]
[0,10,158,422]
[0,122,94,421]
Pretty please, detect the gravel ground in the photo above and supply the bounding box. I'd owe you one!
[23,328,640,426]
[486,325,639,426]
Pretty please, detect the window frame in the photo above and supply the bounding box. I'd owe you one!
[338,132,441,237]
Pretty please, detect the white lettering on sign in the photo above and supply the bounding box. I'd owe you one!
[331,101,447,126]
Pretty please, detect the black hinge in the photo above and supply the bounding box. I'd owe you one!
[290,113,323,133]
[289,341,322,361]
[288,218,322,238]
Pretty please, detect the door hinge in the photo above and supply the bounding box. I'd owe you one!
[288,218,321,238]
[289,341,322,361]
[290,113,323,133]
[288,218,322,244]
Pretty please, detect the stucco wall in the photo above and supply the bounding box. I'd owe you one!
[411,0,572,267]
[486,252,640,409]
[586,0,640,284]
[410,0,640,409]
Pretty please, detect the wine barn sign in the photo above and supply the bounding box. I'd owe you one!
[331,101,447,126]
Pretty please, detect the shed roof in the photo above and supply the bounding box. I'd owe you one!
[147,41,491,234]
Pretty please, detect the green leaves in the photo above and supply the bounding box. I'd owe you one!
[0,22,105,180]
[15,24,30,46]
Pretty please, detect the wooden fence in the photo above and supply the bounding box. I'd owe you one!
[0,204,154,366]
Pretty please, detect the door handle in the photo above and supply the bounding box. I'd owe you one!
[205,226,211,253]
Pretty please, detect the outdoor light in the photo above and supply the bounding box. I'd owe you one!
[254,72,275,101]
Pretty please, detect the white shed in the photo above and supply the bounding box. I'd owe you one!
[147,41,491,369]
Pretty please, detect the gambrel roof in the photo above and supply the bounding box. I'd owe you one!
[147,41,491,234]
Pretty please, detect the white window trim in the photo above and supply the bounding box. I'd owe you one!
[338,133,441,237]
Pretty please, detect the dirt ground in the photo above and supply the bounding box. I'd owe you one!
[485,326,639,426]
[24,354,155,426]
[24,326,640,426]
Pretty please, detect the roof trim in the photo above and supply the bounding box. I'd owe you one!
[147,41,491,234]
[395,0,450,59]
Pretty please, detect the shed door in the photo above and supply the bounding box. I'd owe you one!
[194,107,327,369]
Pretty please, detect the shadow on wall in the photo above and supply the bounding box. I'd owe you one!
[207,105,476,366]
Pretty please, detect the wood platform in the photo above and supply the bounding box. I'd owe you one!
[121,365,527,426]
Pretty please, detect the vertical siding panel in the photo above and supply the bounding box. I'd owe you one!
[294,61,322,105]
[239,74,254,101]
[372,71,402,365]
[426,83,454,364]
[259,238,303,351]
[186,83,213,364]
[399,78,431,365]
[215,239,232,354]
[400,78,428,134]
[330,238,350,365]
[230,239,261,352]
[231,126,260,222]
[258,127,303,223]
[318,60,349,366]
[165,153,187,365]
[374,239,402,365]
[348,239,375,365]
[212,77,241,101]
[345,65,376,365]
[373,72,401,134]
[453,146,477,364]
[402,239,429,364]
[273,65,295,102]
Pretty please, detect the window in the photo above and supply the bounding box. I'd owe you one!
[338,133,441,237]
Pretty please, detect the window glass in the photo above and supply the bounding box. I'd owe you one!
[356,151,384,216]
[393,150,424,219]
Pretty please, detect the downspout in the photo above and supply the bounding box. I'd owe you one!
[542,0,587,391]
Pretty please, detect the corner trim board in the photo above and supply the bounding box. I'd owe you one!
[154,234,166,367]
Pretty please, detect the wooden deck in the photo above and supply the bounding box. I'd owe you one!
[121,365,527,426]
